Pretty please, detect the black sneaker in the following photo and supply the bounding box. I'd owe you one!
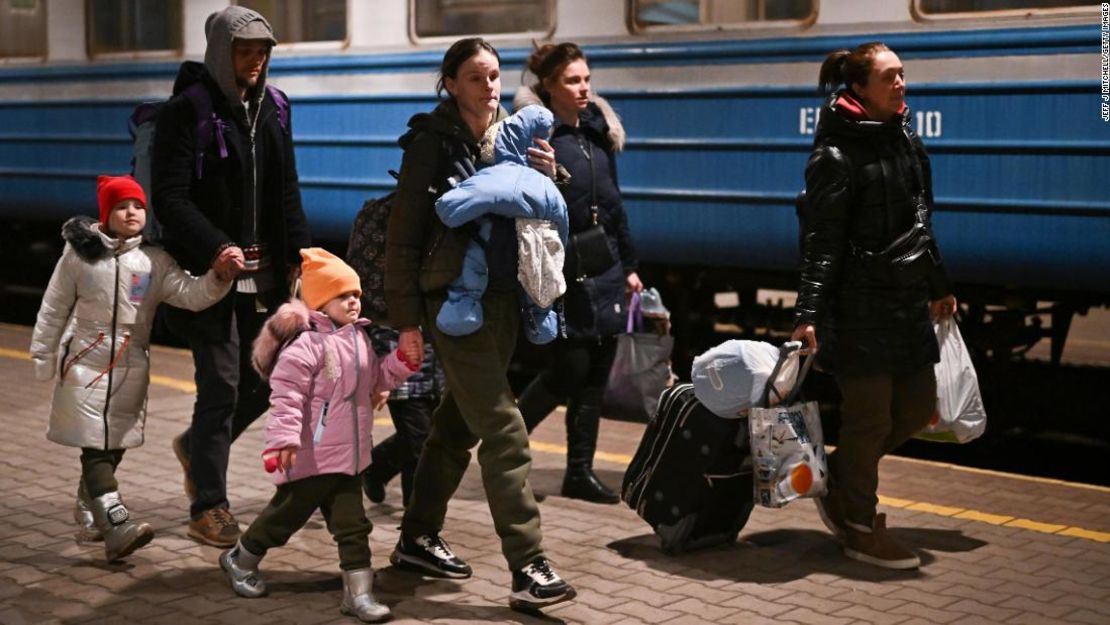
[361,471,386,504]
[509,557,576,612]
[389,533,472,579]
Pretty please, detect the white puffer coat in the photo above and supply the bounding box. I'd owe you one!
[30,216,231,449]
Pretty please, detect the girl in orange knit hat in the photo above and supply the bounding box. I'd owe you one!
[30,175,232,562]
[220,247,418,623]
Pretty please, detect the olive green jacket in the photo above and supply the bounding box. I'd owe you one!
[385,100,508,328]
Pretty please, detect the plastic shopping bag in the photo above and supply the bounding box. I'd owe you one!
[692,340,799,418]
[916,318,987,443]
[748,342,828,508]
[603,291,675,421]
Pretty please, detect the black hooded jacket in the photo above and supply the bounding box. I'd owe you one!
[384,100,513,330]
[794,91,951,376]
[151,61,310,340]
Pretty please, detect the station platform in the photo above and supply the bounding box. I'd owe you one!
[0,322,1107,625]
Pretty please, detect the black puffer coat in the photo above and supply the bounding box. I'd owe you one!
[794,91,951,376]
[513,88,638,340]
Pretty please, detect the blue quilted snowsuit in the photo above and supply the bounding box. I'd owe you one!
[434,105,569,344]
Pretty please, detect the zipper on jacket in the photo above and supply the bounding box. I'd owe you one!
[103,256,120,449]
[313,400,330,445]
[575,132,605,338]
[246,99,271,253]
[350,326,362,474]
[250,123,259,245]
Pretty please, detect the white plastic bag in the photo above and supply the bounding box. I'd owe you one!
[691,340,799,419]
[748,343,828,508]
[917,318,987,443]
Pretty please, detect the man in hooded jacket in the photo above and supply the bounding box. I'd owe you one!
[151,6,311,547]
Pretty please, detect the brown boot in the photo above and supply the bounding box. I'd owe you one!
[843,514,920,569]
[172,433,197,502]
[188,508,241,548]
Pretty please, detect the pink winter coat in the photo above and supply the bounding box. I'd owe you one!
[252,299,415,485]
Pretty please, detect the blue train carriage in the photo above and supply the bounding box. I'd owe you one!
[0,0,1106,372]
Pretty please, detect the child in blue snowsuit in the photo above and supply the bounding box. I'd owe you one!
[434,105,569,344]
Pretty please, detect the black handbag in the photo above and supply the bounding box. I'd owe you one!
[851,134,938,285]
[569,135,617,281]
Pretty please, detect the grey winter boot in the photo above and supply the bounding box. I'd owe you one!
[219,541,268,598]
[73,483,103,543]
[340,568,391,623]
[89,491,154,562]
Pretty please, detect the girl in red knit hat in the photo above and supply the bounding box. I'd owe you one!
[29,175,233,562]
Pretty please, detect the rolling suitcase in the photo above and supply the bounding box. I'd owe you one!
[621,383,753,554]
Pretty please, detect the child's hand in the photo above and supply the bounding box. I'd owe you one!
[373,390,390,411]
[398,328,424,367]
[279,446,297,472]
[213,246,245,281]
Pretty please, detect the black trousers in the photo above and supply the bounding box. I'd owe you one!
[182,294,272,520]
[241,473,372,571]
[80,448,125,498]
[519,336,617,469]
[365,397,435,506]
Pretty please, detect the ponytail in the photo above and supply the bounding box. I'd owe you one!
[526,41,587,99]
[817,41,889,94]
[436,37,500,100]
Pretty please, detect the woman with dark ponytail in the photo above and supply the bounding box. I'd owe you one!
[792,42,957,569]
[383,37,575,611]
[513,42,641,504]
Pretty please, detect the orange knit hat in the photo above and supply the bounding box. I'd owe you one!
[299,247,362,311]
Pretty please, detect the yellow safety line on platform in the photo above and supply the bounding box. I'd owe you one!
[2,346,1108,544]
[888,454,1110,494]
[0,347,30,361]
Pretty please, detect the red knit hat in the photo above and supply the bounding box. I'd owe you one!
[96,175,147,225]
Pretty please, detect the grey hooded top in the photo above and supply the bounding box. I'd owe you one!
[203,6,277,128]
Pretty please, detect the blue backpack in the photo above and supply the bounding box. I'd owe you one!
[129,80,289,241]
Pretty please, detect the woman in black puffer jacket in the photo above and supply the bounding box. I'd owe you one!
[792,42,957,570]
[514,42,641,504]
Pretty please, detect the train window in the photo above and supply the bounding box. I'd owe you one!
[87,0,182,55]
[412,0,555,39]
[916,0,1091,15]
[237,0,347,43]
[0,0,46,59]
[632,0,814,30]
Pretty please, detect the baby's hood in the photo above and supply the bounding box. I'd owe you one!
[480,105,555,166]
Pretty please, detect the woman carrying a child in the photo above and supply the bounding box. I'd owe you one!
[514,42,642,504]
[382,37,576,612]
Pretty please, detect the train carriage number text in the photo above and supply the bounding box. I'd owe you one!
[799,107,943,138]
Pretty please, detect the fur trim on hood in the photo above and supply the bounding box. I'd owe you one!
[512,86,626,153]
[252,297,311,380]
[62,215,142,263]
[62,216,109,263]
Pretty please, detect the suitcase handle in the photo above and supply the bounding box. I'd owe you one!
[761,341,815,407]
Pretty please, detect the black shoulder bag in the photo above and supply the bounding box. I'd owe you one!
[850,131,938,285]
[569,134,618,281]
